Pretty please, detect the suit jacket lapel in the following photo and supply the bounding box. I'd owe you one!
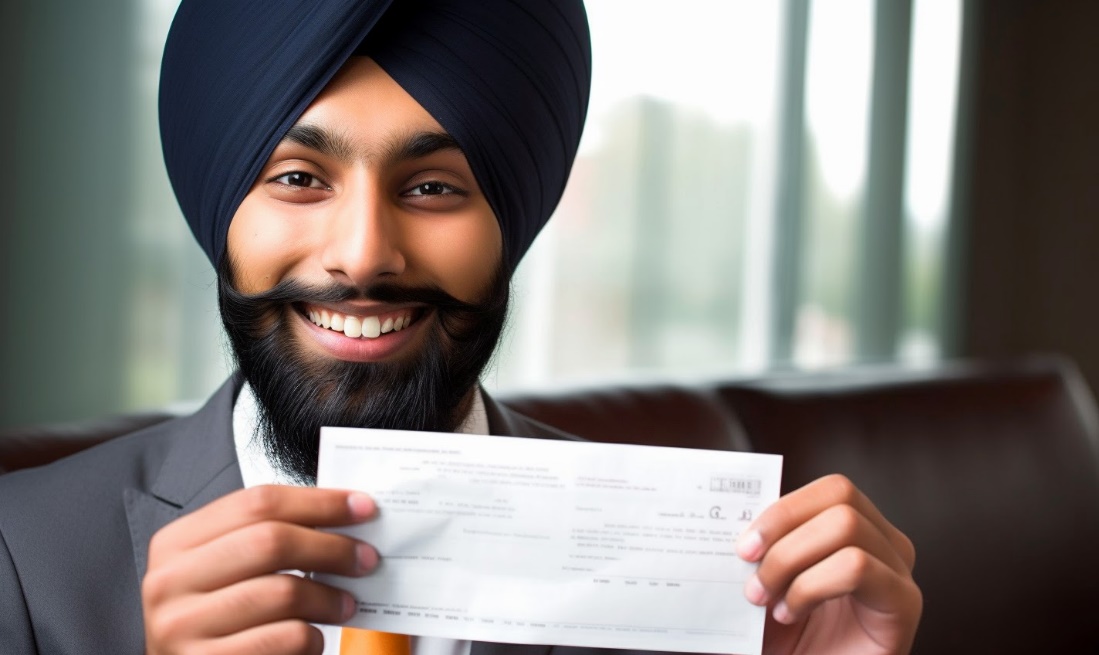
[125,374,245,579]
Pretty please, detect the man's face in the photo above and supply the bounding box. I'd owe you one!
[221,57,507,482]
[229,56,502,356]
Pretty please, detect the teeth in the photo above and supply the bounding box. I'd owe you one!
[362,316,382,338]
[343,316,362,338]
[307,309,411,339]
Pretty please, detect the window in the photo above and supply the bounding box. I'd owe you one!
[491,0,965,390]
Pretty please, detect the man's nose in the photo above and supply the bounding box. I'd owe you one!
[320,181,407,288]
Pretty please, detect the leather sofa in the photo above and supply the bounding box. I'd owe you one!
[3,355,1098,654]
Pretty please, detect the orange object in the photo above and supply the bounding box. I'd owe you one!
[339,629,411,655]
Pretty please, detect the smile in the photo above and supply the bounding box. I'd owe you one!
[301,305,419,339]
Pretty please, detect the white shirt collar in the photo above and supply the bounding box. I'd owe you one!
[232,381,490,488]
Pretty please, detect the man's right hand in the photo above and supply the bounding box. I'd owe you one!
[142,485,377,655]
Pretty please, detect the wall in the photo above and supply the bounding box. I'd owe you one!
[960,0,1099,388]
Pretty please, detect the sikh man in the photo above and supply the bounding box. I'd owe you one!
[0,0,922,653]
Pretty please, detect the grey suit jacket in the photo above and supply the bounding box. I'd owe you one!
[0,377,666,655]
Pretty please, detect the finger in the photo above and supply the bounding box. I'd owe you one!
[150,485,375,560]
[161,574,356,638]
[736,475,914,570]
[146,522,376,598]
[204,620,325,655]
[746,503,910,605]
[772,546,921,629]
[145,576,350,646]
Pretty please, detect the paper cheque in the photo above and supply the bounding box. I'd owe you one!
[315,428,783,655]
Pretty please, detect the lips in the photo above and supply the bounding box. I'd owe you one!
[292,303,428,363]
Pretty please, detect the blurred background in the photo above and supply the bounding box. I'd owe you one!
[1,0,1097,428]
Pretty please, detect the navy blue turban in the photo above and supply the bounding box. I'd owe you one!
[159,0,591,272]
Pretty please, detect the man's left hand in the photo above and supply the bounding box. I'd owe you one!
[737,474,922,655]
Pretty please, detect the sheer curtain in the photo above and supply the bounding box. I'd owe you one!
[0,0,965,427]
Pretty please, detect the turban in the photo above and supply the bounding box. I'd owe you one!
[159,0,591,272]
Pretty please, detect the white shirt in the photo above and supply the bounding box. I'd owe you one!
[233,383,484,655]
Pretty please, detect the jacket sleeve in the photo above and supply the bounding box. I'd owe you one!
[0,526,38,653]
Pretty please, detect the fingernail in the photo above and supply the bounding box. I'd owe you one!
[744,574,766,605]
[348,493,375,520]
[737,529,763,561]
[356,543,378,574]
[342,593,357,621]
[773,600,794,624]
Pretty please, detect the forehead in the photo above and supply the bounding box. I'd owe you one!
[290,56,446,149]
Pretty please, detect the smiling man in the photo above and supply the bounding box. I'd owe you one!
[0,0,920,653]
[220,57,513,486]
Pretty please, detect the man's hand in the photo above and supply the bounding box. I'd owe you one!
[142,485,377,655]
[737,475,922,655]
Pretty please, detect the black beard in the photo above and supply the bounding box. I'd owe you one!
[218,258,509,485]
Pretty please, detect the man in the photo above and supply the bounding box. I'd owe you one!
[0,1,921,653]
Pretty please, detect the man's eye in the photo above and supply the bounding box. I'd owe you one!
[407,181,457,196]
[273,172,325,188]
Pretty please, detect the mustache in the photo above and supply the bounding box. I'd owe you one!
[218,267,510,345]
[221,277,474,312]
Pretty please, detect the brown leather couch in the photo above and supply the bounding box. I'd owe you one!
[3,355,1098,654]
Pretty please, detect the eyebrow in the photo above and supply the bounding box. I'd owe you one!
[281,124,355,161]
[279,123,464,165]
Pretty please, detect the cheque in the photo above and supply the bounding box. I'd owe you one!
[315,428,783,655]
